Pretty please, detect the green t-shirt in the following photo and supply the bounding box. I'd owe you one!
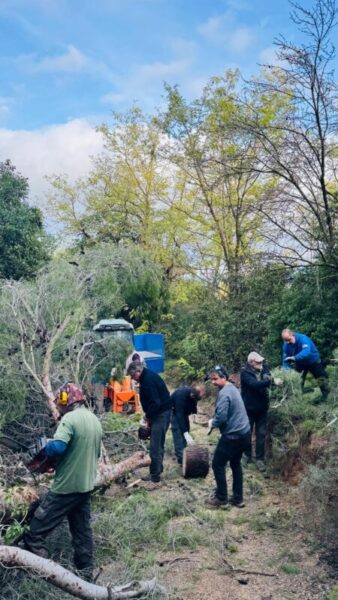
[52,405,102,494]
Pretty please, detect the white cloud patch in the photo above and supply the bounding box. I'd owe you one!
[259,46,280,66]
[15,45,116,83]
[0,97,11,122]
[0,119,103,208]
[198,12,254,52]
[32,45,88,74]
[101,56,193,108]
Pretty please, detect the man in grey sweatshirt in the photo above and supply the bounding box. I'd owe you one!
[205,366,251,508]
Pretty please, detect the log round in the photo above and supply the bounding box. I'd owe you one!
[182,446,209,479]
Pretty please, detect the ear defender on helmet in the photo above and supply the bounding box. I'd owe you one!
[55,382,69,405]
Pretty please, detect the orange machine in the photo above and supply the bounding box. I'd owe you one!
[104,375,140,414]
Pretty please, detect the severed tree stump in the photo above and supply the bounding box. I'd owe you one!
[182,446,209,479]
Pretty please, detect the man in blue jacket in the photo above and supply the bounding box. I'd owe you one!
[128,361,172,484]
[282,329,329,399]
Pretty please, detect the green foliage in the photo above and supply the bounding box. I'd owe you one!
[327,584,338,600]
[301,433,338,554]
[280,563,302,576]
[0,160,50,279]
[2,521,29,544]
[0,366,27,428]
[265,268,338,366]
[101,412,141,432]
[94,490,191,565]
[164,266,288,373]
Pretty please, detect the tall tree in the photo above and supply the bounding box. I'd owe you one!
[48,108,190,280]
[0,160,49,279]
[241,0,338,269]
[161,73,270,292]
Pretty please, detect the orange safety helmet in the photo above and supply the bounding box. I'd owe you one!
[54,382,86,407]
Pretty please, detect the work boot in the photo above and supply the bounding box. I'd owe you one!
[229,497,245,508]
[141,474,161,482]
[205,495,229,509]
[256,460,266,472]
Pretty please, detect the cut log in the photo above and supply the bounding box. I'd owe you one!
[0,546,166,599]
[95,450,151,488]
[182,446,209,479]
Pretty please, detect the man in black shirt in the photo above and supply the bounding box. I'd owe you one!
[127,361,172,483]
[240,351,282,471]
[171,385,205,464]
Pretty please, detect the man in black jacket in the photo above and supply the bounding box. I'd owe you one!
[171,384,205,465]
[240,352,279,471]
[127,361,172,483]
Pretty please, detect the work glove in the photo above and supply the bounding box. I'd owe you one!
[284,356,295,362]
[273,377,283,386]
[262,373,272,382]
[139,417,148,428]
[183,432,195,446]
[207,419,214,435]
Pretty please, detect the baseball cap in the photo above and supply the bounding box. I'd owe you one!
[247,351,264,363]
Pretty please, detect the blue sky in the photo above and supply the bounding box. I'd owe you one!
[0,0,332,203]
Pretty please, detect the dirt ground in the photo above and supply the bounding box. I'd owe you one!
[125,428,336,600]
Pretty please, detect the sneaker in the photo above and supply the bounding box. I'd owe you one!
[256,460,266,472]
[205,495,230,509]
[229,497,245,508]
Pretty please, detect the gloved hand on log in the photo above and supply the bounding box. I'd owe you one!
[273,377,283,386]
[207,419,214,435]
[183,432,195,446]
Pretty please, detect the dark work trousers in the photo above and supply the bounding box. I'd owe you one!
[296,361,329,398]
[24,490,93,573]
[171,413,186,464]
[245,410,268,461]
[149,409,171,482]
[212,433,251,503]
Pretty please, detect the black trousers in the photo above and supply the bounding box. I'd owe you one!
[171,413,186,464]
[296,361,329,397]
[149,409,171,481]
[212,433,251,503]
[24,490,93,572]
[245,410,267,461]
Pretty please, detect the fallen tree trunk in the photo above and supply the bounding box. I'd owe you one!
[0,451,151,522]
[0,546,166,599]
[96,450,151,488]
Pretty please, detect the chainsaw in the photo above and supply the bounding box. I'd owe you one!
[0,434,58,474]
[24,437,59,474]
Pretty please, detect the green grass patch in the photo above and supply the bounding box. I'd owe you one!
[280,563,302,575]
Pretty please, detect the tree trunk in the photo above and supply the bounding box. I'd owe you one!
[0,451,151,522]
[0,546,166,599]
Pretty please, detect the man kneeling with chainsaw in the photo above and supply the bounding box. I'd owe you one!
[24,383,102,580]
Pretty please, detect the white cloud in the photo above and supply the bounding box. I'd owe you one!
[15,45,116,83]
[259,46,280,66]
[198,12,254,52]
[0,119,103,207]
[100,56,193,108]
[0,97,11,122]
[32,45,88,74]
